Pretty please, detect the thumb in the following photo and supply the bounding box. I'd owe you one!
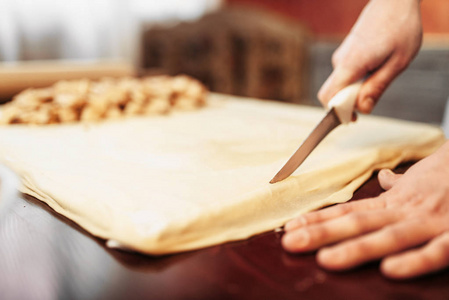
[378,169,403,190]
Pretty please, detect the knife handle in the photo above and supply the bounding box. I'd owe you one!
[327,80,363,124]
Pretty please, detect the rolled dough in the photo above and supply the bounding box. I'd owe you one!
[0,94,444,255]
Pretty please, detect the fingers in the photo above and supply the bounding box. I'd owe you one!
[317,66,365,109]
[317,35,383,110]
[282,209,401,253]
[378,169,403,190]
[284,197,386,232]
[317,218,440,271]
[355,54,410,114]
[318,48,411,115]
[381,231,449,279]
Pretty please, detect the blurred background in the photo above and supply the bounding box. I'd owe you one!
[0,0,448,127]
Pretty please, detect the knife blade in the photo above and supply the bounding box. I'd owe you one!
[269,108,340,183]
[269,81,363,184]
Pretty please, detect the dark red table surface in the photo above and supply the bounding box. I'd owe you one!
[1,163,448,300]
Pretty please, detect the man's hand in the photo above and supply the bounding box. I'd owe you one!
[282,141,449,279]
[318,0,423,114]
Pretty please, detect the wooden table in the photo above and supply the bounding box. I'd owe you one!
[1,164,448,300]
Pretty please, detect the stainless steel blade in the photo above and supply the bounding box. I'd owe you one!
[269,108,341,184]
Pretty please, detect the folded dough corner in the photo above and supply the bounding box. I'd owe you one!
[0,94,445,255]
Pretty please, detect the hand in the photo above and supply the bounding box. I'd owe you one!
[282,141,449,279]
[318,0,423,114]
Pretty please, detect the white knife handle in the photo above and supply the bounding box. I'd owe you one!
[327,81,363,124]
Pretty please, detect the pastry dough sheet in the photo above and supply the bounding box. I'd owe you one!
[0,94,444,255]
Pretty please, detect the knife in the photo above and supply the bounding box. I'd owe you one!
[269,81,363,184]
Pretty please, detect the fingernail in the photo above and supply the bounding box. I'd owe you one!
[381,259,406,278]
[379,169,396,182]
[360,97,375,114]
[285,216,307,231]
[379,169,394,177]
[381,259,396,272]
[318,248,344,266]
[283,230,310,250]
